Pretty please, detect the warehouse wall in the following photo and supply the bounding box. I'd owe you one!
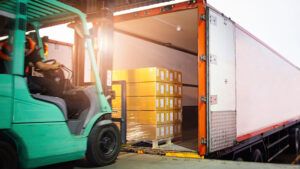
[47,40,73,71]
[46,40,73,80]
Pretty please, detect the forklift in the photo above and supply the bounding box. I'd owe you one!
[0,0,121,168]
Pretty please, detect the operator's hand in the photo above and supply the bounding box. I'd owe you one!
[51,62,61,70]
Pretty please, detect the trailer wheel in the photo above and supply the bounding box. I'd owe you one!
[86,123,121,166]
[252,149,263,162]
[291,128,300,154]
[235,157,244,161]
[0,141,18,169]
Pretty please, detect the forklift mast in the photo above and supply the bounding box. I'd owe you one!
[74,0,114,103]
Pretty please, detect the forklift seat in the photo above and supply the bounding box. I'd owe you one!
[32,94,68,120]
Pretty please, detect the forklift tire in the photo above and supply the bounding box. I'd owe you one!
[86,123,121,166]
[0,141,18,169]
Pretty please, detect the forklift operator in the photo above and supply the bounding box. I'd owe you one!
[25,37,60,72]
[0,36,63,97]
[25,36,65,97]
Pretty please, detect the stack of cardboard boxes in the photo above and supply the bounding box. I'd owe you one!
[112,67,182,142]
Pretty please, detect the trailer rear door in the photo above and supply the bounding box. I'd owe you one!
[206,8,236,153]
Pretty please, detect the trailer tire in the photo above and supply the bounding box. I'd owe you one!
[252,149,263,162]
[86,123,121,166]
[0,141,18,169]
[291,128,300,154]
[235,157,244,161]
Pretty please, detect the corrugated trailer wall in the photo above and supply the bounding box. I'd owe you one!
[235,26,300,140]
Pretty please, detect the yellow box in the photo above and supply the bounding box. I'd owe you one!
[169,124,174,138]
[174,84,183,97]
[169,111,174,123]
[165,124,174,138]
[174,97,182,110]
[165,83,175,96]
[112,110,171,125]
[112,110,121,119]
[112,70,128,81]
[174,123,182,138]
[113,82,165,97]
[126,124,170,141]
[177,72,182,84]
[174,109,182,123]
[165,97,174,110]
[164,69,170,82]
[113,67,166,82]
[112,96,166,110]
[173,71,183,84]
[169,70,175,83]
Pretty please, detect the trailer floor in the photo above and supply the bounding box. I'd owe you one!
[40,153,299,169]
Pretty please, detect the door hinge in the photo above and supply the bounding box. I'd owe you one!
[188,0,197,4]
[199,55,206,62]
[201,138,207,144]
[161,5,173,12]
[200,96,207,103]
[200,14,206,21]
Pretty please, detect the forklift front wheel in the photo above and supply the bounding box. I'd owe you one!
[0,141,18,169]
[86,123,121,166]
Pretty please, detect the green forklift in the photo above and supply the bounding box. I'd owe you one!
[0,0,121,168]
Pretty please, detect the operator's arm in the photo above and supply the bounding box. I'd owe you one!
[0,50,11,61]
[0,41,12,61]
[35,61,60,71]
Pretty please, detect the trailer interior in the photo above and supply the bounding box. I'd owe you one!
[112,8,200,152]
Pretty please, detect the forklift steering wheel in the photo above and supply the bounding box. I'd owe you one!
[43,59,57,65]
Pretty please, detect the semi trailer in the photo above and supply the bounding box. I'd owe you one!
[0,0,121,168]
[14,0,299,164]
[73,0,300,162]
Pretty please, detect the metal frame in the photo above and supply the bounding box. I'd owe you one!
[112,80,127,144]
[114,1,200,23]
[112,0,208,156]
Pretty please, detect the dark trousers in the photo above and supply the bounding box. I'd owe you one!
[0,60,6,74]
[27,76,64,97]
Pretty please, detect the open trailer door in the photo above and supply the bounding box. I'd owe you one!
[205,7,237,154]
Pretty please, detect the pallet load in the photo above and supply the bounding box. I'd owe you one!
[112,67,182,146]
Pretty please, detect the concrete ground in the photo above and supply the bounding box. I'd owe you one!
[41,153,299,169]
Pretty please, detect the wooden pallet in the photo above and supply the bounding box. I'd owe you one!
[150,137,173,149]
[126,137,173,149]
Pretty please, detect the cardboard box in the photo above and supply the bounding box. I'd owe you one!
[174,84,183,97]
[173,109,182,123]
[164,69,170,82]
[169,70,175,83]
[174,97,182,110]
[173,71,182,84]
[126,124,172,141]
[165,83,175,96]
[113,67,166,83]
[174,123,182,138]
[112,96,166,110]
[111,110,172,125]
[113,82,165,97]
[165,97,174,110]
